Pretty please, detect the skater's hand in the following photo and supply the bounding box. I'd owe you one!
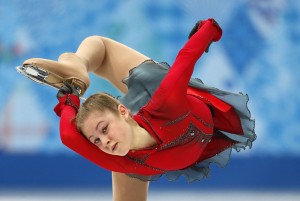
[57,82,80,99]
[54,82,80,115]
[188,18,222,40]
[188,18,222,52]
[188,20,202,39]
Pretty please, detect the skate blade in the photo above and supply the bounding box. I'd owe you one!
[16,65,86,101]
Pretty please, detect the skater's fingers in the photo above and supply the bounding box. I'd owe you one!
[63,82,79,97]
[188,21,201,39]
[61,84,72,93]
[66,82,77,92]
[59,82,80,97]
[57,84,72,99]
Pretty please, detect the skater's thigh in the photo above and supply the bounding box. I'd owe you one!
[97,37,150,93]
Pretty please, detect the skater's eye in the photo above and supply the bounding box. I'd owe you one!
[94,138,100,144]
[96,121,104,133]
[102,125,108,134]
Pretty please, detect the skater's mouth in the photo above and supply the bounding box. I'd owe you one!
[112,143,118,152]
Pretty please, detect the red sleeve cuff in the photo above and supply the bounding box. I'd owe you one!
[54,94,80,117]
[198,18,222,42]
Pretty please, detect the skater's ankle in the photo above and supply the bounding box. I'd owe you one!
[58,53,89,72]
[76,55,91,72]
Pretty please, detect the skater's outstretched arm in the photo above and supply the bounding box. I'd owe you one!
[147,19,222,116]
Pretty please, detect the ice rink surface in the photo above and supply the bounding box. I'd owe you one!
[1,190,300,201]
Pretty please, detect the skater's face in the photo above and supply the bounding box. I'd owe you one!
[81,105,133,156]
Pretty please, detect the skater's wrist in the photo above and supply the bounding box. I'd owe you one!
[54,94,80,117]
[206,18,222,42]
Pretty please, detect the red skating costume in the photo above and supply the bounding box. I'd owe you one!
[54,19,255,182]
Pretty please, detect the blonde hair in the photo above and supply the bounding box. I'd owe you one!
[75,93,121,132]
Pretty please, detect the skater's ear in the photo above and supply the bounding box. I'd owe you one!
[118,104,130,119]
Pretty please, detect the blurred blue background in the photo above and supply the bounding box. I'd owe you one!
[0,0,300,194]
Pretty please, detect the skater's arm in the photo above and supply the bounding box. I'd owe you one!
[112,172,149,201]
[147,19,222,115]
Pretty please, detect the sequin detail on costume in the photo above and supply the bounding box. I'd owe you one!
[126,154,168,172]
[192,113,214,128]
[138,112,163,143]
[163,112,190,127]
[126,123,212,172]
[159,123,212,151]
[65,95,79,111]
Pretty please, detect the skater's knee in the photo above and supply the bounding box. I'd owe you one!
[82,35,105,46]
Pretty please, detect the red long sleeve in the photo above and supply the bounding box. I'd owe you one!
[146,19,222,119]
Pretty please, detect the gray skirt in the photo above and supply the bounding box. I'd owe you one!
[119,60,256,183]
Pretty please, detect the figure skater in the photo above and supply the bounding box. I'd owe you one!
[21,18,256,201]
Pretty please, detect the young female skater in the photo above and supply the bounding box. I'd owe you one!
[22,18,256,201]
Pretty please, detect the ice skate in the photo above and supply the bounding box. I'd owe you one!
[16,53,90,97]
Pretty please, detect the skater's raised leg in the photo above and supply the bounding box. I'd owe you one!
[23,36,149,94]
